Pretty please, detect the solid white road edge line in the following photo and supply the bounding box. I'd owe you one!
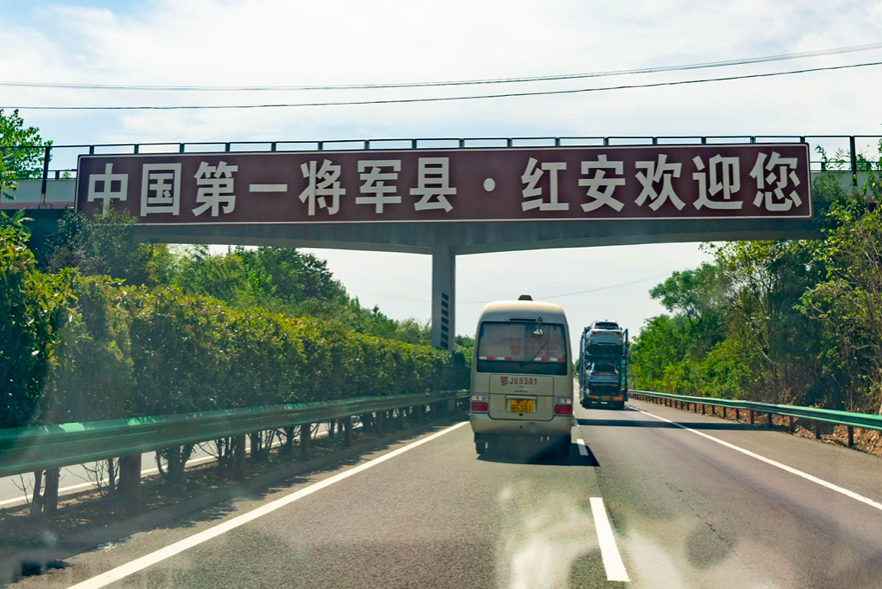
[69,421,469,589]
[590,497,630,582]
[634,405,882,513]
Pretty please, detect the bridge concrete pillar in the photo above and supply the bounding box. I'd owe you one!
[431,245,455,351]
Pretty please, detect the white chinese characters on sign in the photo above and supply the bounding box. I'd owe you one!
[300,160,343,216]
[750,152,803,211]
[692,155,741,210]
[358,160,401,213]
[635,154,685,211]
[87,163,128,212]
[141,163,181,216]
[411,158,456,212]
[578,155,626,212]
[521,158,568,212]
[193,161,238,217]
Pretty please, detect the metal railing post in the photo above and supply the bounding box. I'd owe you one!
[40,146,51,204]
[767,412,773,429]
[43,468,59,516]
[750,410,755,425]
[344,416,352,447]
[848,426,855,448]
[850,135,858,187]
[233,434,246,480]
[122,454,142,515]
[301,423,311,460]
[375,411,383,434]
[814,420,821,439]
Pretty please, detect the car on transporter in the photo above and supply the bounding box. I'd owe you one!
[468,295,574,457]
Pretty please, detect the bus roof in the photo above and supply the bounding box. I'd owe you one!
[477,300,568,325]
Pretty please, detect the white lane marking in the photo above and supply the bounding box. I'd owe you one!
[577,439,589,456]
[248,183,287,192]
[590,496,630,582]
[634,405,882,513]
[69,421,468,589]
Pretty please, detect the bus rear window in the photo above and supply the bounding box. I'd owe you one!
[476,322,568,375]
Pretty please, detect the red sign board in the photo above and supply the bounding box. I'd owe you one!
[75,144,812,224]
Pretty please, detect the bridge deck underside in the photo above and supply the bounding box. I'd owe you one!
[127,218,821,255]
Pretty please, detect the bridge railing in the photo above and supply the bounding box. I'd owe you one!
[0,389,468,515]
[629,389,882,447]
[2,134,880,183]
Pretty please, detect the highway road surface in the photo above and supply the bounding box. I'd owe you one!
[8,397,882,588]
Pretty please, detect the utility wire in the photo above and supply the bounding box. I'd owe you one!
[3,41,881,92]
[3,60,879,111]
[353,273,671,305]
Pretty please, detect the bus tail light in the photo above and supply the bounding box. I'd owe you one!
[554,397,573,415]
[470,395,489,413]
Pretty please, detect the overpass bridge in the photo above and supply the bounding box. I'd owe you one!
[2,135,878,349]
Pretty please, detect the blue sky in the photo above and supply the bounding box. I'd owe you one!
[2,0,882,344]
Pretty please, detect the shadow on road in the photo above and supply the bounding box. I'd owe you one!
[577,418,757,431]
[476,442,601,467]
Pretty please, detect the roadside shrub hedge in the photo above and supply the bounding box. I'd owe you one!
[38,275,462,424]
[3,254,462,427]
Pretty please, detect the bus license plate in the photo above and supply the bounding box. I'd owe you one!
[509,398,534,413]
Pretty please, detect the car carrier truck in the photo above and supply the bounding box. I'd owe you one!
[578,320,629,410]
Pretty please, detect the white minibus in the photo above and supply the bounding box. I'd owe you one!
[469,295,573,456]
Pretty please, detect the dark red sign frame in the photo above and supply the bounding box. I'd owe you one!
[76,144,812,224]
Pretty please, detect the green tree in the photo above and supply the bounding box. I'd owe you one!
[0,109,49,199]
[0,211,69,427]
[36,209,172,286]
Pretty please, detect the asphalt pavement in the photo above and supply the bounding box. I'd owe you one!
[9,398,882,588]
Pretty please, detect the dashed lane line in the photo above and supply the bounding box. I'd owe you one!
[590,497,630,582]
[634,405,882,513]
[68,421,468,589]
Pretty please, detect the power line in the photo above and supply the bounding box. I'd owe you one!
[3,41,881,92]
[3,60,879,111]
[352,273,671,305]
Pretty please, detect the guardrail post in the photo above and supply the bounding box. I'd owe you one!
[814,420,821,439]
[735,408,740,421]
[848,426,855,448]
[344,416,352,447]
[301,423,312,460]
[121,454,141,515]
[43,468,59,516]
[233,434,246,480]
[398,408,405,429]
[749,410,755,425]
[788,416,794,433]
[328,419,336,441]
[767,412,773,429]
[701,404,706,415]
[375,411,383,434]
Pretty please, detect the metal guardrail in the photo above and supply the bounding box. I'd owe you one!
[629,390,882,444]
[0,390,468,480]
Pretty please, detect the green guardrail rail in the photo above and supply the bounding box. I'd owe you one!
[0,390,468,480]
[629,389,882,433]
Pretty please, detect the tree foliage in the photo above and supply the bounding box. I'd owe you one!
[0,109,48,199]
[631,141,882,412]
[0,211,69,427]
